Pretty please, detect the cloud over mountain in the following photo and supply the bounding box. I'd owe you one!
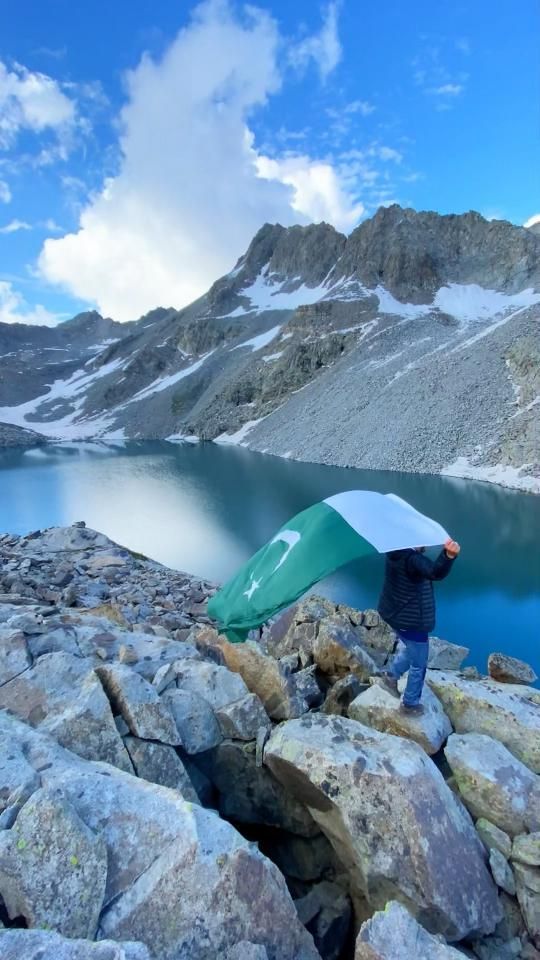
[39,0,363,321]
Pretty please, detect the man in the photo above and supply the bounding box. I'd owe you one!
[378,538,461,715]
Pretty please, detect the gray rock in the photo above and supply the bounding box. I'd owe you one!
[262,597,335,661]
[0,743,40,814]
[476,820,512,859]
[124,736,199,802]
[0,711,320,960]
[0,929,151,960]
[0,629,31,685]
[488,652,537,685]
[5,611,47,636]
[0,651,132,772]
[427,672,540,773]
[513,862,540,897]
[96,663,181,744]
[514,862,540,944]
[445,733,540,836]
[97,810,320,960]
[217,638,310,720]
[322,674,364,716]
[204,739,318,837]
[512,833,540,867]
[265,715,501,940]
[172,658,249,709]
[293,665,324,708]
[215,692,271,740]
[354,900,466,958]
[471,935,523,960]
[495,891,526,941]
[225,944,269,960]
[0,787,107,938]
[295,880,352,960]
[348,681,452,755]
[489,848,516,896]
[312,617,377,681]
[162,688,222,754]
[271,832,339,882]
[428,636,470,671]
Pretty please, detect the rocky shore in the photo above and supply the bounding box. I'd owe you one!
[0,523,539,959]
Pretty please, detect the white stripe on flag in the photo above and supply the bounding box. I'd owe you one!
[324,491,448,553]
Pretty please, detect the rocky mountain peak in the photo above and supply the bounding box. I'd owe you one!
[336,204,540,301]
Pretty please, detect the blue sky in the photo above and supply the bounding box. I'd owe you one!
[0,0,538,324]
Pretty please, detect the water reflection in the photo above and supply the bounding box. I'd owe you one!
[1,440,539,673]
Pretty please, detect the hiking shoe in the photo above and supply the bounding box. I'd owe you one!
[399,702,425,716]
[377,673,400,699]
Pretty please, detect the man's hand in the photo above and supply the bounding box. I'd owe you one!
[444,538,461,559]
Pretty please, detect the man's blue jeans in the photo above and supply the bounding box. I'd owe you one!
[388,632,429,706]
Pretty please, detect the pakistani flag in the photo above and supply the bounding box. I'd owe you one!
[207,491,449,641]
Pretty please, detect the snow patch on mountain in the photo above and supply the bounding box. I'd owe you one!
[215,418,265,445]
[126,351,215,404]
[0,357,127,436]
[231,326,282,352]
[375,283,540,322]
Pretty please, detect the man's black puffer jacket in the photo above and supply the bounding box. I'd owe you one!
[377,548,455,632]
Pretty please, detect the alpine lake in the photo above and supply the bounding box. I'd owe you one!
[0,439,538,678]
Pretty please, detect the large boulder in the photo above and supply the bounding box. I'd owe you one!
[262,599,395,671]
[354,901,466,959]
[348,681,452,755]
[215,693,271,740]
[488,652,537,685]
[202,739,319,837]
[161,688,223,754]
[427,672,540,773]
[0,628,31,685]
[213,638,311,720]
[124,737,199,803]
[265,715,500,940]
[427,636,469,671]
[445,733,540,836]
[0,929,151,960]
[95,663,181,744]
[311,617,377,682]
[170,658,250,710]
[0,712,319,960]
[0,651,132,771]
[262,598,387,675]
[0,788,107,938]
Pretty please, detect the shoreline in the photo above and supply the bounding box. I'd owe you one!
[1,433,539,496]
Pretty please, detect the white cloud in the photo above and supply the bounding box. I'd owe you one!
[256,153,364,230]
[0,219,31,234]
[524,213,540,228]
[0,60,76,149]
[0,179,11,203]
[0,280,64,325]
[433,83,463,96]
[39,0,362,322]
[377,146,402,163]
[289,3,342,80]
[41,217,64,233]
[345,99,375,116]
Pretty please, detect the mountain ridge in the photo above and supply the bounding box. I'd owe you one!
[0,204,539,491]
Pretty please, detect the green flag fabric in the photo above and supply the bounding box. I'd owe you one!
[207,491,449,640]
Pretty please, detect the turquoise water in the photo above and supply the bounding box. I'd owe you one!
[0,440,538,677]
